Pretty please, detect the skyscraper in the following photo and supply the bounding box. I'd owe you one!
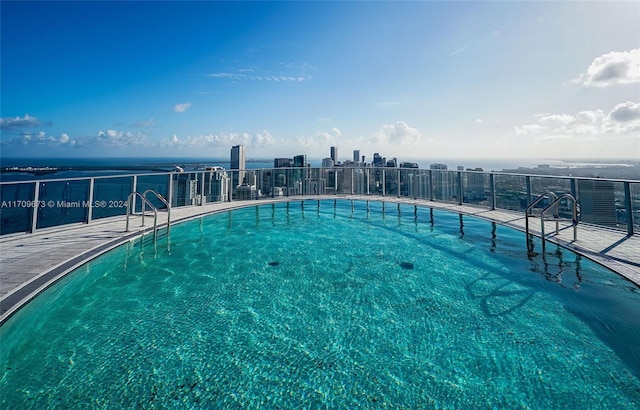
[230,145,245,188]
[353,150,360,163]
[330,146,338,163]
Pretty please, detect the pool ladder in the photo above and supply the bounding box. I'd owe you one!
[125,190,171,243]
[526,192,578,254]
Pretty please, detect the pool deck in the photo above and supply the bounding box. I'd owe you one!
[1,195,639,324]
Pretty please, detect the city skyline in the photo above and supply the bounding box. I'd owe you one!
[1,1,639,160]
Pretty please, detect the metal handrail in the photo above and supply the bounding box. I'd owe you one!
[125,192,158,241]
[540,193,578,252]
[525,192,558,240]
[142,189,171,234]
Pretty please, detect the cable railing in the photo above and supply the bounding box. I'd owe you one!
[1,167,637,237]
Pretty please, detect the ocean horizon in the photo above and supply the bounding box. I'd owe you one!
[1,156,638,183]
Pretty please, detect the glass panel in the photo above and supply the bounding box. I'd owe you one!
[37,179,90,229]
[321,168,336,195]
[236,170,258,200]
[576,179,625,230]
[494,174,528,211]
[136,174,170,210]
[352,168,367,195]
[171,172,200,207]
[631,182,640,233]
[369,168,384,196]
[462,171,490,206]
[401,169,430,199]
[0,182,35,234]
[92,176,133,220]
[385,168,399,196]
[431,170,457,203]
[203,169,230,203]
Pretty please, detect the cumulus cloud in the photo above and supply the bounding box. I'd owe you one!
[296,128,343,149]
[608,101,640,122]
[514,102,640,140]
[95,129,150,147]
[6,131,76,146]
[0,114,51,131]
[570,48,640,87]
[174,102,192,113]
[162,131,277,149]
[372,121,421,145]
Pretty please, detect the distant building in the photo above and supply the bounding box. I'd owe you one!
[230,145,245,188]
[353,150,360,163]
[205,166,229,202]
[430,163,448,170]
[373,153,385,167]
[322,158,334,168]
[400,162,418,168]
[274,158,293,168]
[386,157,398,168]
[330,146,338,163]
[293,154,307,168]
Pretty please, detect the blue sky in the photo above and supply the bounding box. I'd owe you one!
[1,1,639,161]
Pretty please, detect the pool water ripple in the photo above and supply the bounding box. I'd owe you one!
[1,200,639,408]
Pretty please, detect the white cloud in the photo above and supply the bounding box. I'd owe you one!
[174,102,192,113]
[474,119,483,125]
[161,131,277,150]
[0,114,51,131]
[95,129,150,147]
[514,102,639,141]
[571,48,640,87]
[5,131,76,146]
[372,121,421,145]
[608,101,640,122]
[296,128,343,149]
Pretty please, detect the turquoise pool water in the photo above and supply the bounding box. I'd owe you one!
[1,199,639,408]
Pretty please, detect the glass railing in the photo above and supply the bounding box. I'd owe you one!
[1,167,637,236]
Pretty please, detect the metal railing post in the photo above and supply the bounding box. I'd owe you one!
[429,170,434,201]
[200,171,205,206]
[624,182,634,235]
[168,174,174,207]
[132,175,138,213]
[525,176,531,214]
[30,182,40,233]
[87,178,95,223]
[489,173,496,210]
[382,169,386,196]
[458,171,463,205]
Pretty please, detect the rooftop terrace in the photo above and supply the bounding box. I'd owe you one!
[2,167,639,324]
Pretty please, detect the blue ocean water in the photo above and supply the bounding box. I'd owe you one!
[1,200,639,408]
[0,157,270,182]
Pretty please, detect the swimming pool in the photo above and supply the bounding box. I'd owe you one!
[1,199,639,408]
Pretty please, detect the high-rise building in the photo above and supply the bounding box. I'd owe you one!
[322,158,334,168]
[353,150,360,163]
[274,158,293,168]
[330,146,338,163]
[430,163,448,170]
[293,154,307,168]
[230,145,245,188]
